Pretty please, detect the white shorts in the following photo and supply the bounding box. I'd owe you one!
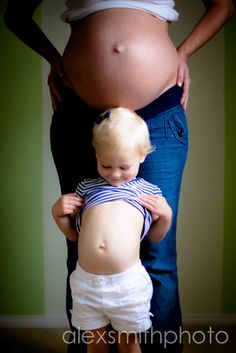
[70,261,153,333]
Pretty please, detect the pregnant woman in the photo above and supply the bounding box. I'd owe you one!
[4,1,233,352]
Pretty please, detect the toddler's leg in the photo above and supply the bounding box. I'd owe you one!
[86,325,110,353]
[116,332,141,353]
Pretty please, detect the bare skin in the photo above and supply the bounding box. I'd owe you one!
[4,1,234,111]
[83,325,142,353]
[52,145,172,353]
[78,200,143,274]
[52,147,172,274]
[63,9,178,110]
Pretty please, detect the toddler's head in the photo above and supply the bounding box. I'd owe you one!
[92,108,154,186]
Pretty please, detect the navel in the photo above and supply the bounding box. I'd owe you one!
[99,242,107,250]
[113,43,126,54]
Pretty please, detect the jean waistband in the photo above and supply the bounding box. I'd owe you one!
[136,85,183,120]
[58,84,182,119]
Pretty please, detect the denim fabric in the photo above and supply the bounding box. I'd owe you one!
[50,86,188,353]
[138,104,188,352]
[50,88,99,353]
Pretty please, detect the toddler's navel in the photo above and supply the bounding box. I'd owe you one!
[99,242,106,250]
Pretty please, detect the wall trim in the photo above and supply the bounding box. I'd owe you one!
[0,314,236,328]
[0,315,68,328]
[183,313,236,326]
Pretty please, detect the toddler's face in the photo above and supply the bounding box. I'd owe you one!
[96,148,145,186]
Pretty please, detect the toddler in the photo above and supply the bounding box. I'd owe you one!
[52,108,172,353]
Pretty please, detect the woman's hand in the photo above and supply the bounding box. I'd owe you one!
[175,0,234,111]
[176,50,191,112]
[48,60,63,112]
[48,59,72,111]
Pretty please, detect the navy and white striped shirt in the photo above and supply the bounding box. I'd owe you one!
[75,177,162,240]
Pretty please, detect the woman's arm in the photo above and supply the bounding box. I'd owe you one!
[4,0,68,110]
[177,0,234,110]
[178,0,234,59]
[4,0,61,65]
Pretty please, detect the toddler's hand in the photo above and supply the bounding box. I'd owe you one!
[52,193,83,218]
[139,194,172,223]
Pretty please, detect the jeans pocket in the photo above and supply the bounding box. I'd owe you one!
[168,113,188,145]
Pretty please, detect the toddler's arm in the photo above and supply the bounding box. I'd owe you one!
[51,193,83,241]
[140,195,172,243]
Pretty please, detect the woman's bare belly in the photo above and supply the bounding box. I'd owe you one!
[78,201,144,275]
[63,9,178,110]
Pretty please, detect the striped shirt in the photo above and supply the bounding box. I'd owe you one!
[75,177,162,240]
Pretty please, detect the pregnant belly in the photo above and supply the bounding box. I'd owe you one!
[63,9,178,110]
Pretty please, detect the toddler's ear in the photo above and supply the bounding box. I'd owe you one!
[140,154,146,163]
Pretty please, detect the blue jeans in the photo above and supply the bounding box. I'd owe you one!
[138,103,188,352]
[50,85,188,352]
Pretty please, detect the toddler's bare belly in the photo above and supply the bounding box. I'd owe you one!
[63,9,178,110]
[78,201,144,274]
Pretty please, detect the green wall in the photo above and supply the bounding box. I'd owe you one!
[0,0,235,317]
[0,2,44,314]
[223,14,236,313]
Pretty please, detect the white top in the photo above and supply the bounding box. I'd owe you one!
[61,0,179,23]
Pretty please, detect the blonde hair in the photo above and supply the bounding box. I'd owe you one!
[92,107,154,156]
